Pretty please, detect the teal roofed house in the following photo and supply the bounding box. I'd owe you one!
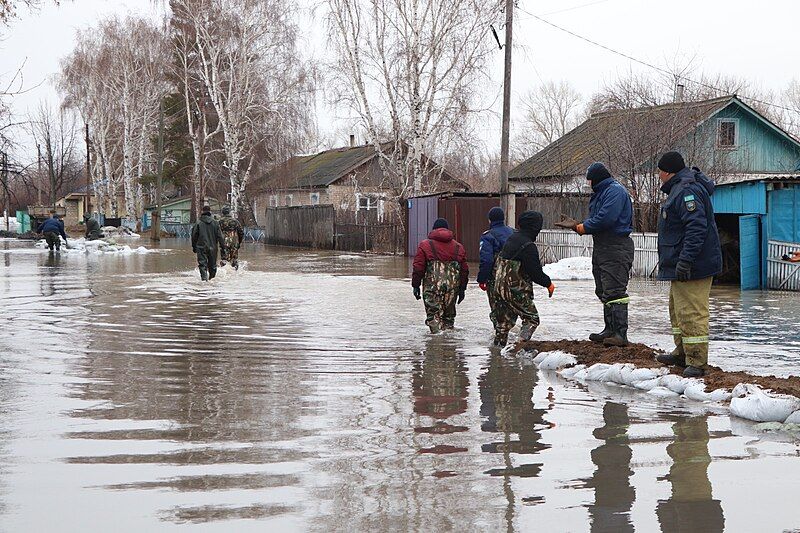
[510,95,800,290]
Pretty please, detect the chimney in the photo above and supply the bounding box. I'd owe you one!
[674,83,685,102]
[349,134,356,148]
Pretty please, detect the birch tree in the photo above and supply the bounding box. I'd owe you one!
[172,0,314,217]
[327,0,497,201]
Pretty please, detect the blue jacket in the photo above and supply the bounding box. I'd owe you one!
[582,178,633,236]
[37,217,67,239]
[657,167,722,281]
[477,221,514,283]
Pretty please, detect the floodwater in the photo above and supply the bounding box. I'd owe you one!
[0,238,798,532]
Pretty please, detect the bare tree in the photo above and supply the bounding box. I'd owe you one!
[514,80,582,159]
[326,0,498,204]
[173,0,314,217]
[28,103,80,205]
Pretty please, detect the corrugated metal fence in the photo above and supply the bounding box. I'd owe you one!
[767,240,800,291]
[537,230,660,278]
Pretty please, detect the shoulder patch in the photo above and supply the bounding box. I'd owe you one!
[685,200,697,212]
[683,194,695,202]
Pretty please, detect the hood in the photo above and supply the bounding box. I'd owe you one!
[428,228,454,243]
[518,210,543,239]
[692,167,715,196]
[591,177,615,194]
[199,213,214,223]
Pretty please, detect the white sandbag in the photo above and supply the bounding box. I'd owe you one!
[682,380,732,403]
[785,410,800,425]
[559,364,586,378]
[730,384,800,423]
[585,363,612,382]
[573,368,588,380]
[532,351,550,365]
[624,367,668,387]
[633,377,661,391]
[500,344,516,356]
[658,374,691,395]
[603,363,635,385]
[537,351,578,370]
[647,386,681,398]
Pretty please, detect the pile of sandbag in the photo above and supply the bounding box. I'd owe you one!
[730,384,800,423]
[101,226,141,238]
[34,236,151,255]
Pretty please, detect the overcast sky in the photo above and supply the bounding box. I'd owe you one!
[1,0,798,158]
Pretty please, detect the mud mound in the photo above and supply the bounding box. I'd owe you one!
[519,339,800,399]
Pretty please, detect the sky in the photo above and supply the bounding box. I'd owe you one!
[1,0,798,160]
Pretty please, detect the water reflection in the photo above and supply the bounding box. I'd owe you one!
[582,402,635,533]
[479,354,552,532]
[657,416,725,533]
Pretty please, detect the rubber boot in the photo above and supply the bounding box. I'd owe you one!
[657,345,686,367]
[428,322,441,334]
[603,303,629,347]
[208,267,216,280]
[519,322,534,342]
[199,268,209,281]
[589,306,614,344]
[493,332,508,348]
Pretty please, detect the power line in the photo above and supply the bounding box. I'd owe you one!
[516,5,799,116]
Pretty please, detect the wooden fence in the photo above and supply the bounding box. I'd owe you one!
[537,229,660,278]
[767,240,800,291]
[264,205,335,248]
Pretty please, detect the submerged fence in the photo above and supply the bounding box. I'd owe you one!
[767,240,800,291]
[264,205,335,248]
[537,229,660,278]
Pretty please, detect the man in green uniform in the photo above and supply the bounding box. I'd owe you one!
[218,206,244,269]
[191,205,226,281]
[654,152,722,378]
[491,211,555,347]
[83,213,103,240]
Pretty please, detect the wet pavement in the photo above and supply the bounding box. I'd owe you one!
[1,238,799,531]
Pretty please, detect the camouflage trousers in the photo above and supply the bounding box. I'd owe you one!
[220,232,240,267]
[485,278,498,329]
[423,260,461,329]
[44,232,61,250]
[492,257,540,340]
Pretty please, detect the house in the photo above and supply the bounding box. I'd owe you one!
[712,176,800,291]
[511,94,800,289]
[56,182,128,227]
[248,141,468,227]
[142,196,223,230]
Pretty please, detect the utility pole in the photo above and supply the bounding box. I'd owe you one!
[498,0,516,228]
[152,98,165,242]
[85,122,91,217]
[37,144,42,205]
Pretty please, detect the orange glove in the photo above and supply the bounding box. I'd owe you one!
[575,223,585,235]
[479,282,488,291]
[548,283,555,298]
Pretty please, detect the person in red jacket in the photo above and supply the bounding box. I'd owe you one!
[412,218,469,333]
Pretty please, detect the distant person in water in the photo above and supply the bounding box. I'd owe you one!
[218,206,244,270]
[37,212,68,251]
[411,218,469,333]
[83,213,103,241]
[191,205,226,281]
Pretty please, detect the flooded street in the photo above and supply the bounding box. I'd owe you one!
[1,238,799,532]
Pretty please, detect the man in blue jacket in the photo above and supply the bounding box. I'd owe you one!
[557,162,634,346]
[654,152,722,378]
[477,206,514,329]
[37,213,68,251]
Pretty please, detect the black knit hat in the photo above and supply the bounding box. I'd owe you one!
[201,205,211,214]
[586,162,612,186]
[658,151,686,174]
[488,206,505,222]
[432,218,449,230]
[222,206,231,215]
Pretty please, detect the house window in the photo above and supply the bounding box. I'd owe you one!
[357,194,380,211]
[309,192,320,205]
[284,194,293,207]
[718,119,738,148]
[269,195,278,207]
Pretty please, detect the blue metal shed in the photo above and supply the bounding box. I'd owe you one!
[713,177,800,290]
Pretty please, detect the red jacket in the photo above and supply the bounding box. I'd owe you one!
[412,228,469,289]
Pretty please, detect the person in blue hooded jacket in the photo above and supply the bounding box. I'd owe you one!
[477,206,514,329]
[654,151,722,378]
[557,162,634,347]
[36,213,68,251]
